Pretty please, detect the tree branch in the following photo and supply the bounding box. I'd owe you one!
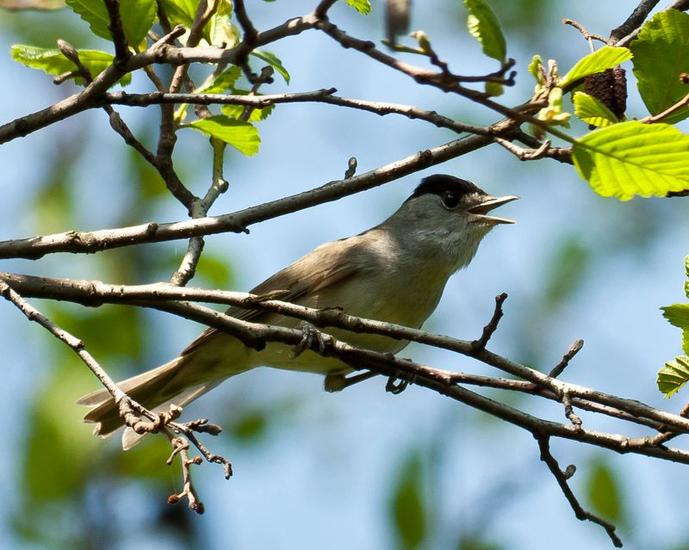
[537,436,622,547]
[608,0,661,44]
[0,126,511,259]
[6,272,689,438]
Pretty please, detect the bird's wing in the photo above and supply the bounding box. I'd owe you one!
[180,237,363,357]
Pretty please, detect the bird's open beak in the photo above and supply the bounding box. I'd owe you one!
[468,195,519,224]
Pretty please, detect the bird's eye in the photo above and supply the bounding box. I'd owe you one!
[442,192,460,209]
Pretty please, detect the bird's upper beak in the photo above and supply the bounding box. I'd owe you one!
[468,195,519,224]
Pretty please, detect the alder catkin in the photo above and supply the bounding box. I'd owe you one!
[584,67,628,119]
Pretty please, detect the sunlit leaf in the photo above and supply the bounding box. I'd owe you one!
[197,66,242,94]
[631,10,689,123]
[559,46,633,89]
[585,458,624,523]
[187,116,260,156]
[662,304,689,330]
[251,49,290,83]
[464,0,507,63]
[572,121,689,200]
[159,0,197,28]
[346,0,371,14]
[662,304,689,355]
[222,100,274,122]
[65,0,156,46]
[11,44,131,85]
[389,450,427,549]
[658,355,689,397]
[573,91,619,128]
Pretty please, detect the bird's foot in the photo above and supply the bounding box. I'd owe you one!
[386,371,416,394]
[291,321,330,358]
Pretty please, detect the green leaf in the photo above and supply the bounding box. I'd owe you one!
[661,304,689,355]
[11,44,132,85]
[585,459,624,523]
[222,102,274,122]
[187,116,260,156]
[572,121,689,200]
[221,89,275,122]
[559,46,633,89]
[389,451,427,549]
[158,0,197,28]
[573,91,619,127]
[484,81,504,97]
[658,355,689,397]
[65,0,156,46]
[464,0,507,63]
[631,10,689,124]
[346,0,371,14]
[662,304,689,330]
[208,15,239,47]
[196,66,242,94]
[251,49,290,83]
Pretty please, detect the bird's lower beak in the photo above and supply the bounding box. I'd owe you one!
[468,195,519,224]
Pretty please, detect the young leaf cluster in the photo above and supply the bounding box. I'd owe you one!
[9,0,291,156]
[525,10,689,201]
[658,257,689,398]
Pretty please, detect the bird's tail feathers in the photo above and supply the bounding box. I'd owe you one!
[78,356,216,448]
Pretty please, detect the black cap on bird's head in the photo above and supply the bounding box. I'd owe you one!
[408,174,518,225]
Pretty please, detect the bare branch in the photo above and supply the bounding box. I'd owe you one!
[0,127,509,259]
[549,340,585,378]
[562,18,607,51]
[471,292,508,351]
[609,0,661,44]
[537,436,622,547]
[7,272,689,439]
[104,89,494,136]
[103,0,130,62]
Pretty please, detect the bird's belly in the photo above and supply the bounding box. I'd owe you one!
[254,277,444,375]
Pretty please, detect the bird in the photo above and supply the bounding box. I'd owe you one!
[77,174,517,448]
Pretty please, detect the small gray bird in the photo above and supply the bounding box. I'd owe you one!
[78,174,517,448]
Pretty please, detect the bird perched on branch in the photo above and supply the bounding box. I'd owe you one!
[78,174,517,448]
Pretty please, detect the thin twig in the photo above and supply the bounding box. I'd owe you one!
[549,339,585,378]
[103,0,130,62]
[562,18,607,51]
[641,91,689,123]
[8,272,689,439]
[494,138,554,161]
[471,293,508,350]
[536,436,623,547]
[609,0,661,44]
[0,127,513,259]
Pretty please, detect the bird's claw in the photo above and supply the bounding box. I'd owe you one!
[291,322,329,358]
[386,371,416,394]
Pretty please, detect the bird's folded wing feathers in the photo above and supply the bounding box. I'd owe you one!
[180,238,364,356]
